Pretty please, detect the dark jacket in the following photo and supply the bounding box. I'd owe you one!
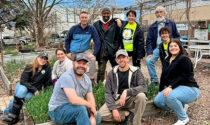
[20,64,53,93]
[159,41,170,67]
[105,65,147,111]
[146,18,180,55]
[159,54,199,91]
[119,21,145,59]
[65,24,101,56]
[93,19,120,62]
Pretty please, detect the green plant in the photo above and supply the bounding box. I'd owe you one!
[93,82,105,109]
[204,121,210,125]
[50,57,57,68]
[25,87,53,124]
[23,42,36,49]
[4,60,25,82]
[146,79,159,100]
[4,46,19,56]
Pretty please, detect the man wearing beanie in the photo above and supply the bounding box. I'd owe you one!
[93,7,122,84]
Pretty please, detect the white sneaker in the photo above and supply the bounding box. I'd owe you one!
[174,117,189,125]
[184,104,189,113]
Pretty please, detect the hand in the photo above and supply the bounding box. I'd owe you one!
[163,87,172,97]
[34,91,39,95]
[115,19,122,27]
[67,53,73,60]
[89,105,97,118]
[88,54,94,59]
[120,90,127,106]
[112,109,121,122]
[89,115,96,125]
[146,54,153,59]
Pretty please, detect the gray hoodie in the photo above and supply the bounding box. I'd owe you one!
[105,65,147,111]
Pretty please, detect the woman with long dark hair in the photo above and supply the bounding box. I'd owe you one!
[2,52,52,124]
[154,39,200,125]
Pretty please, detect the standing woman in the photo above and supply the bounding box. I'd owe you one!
[52,48,73,84]
[2,52,53,124]
[119,10,145,68]
[154,39,200,125]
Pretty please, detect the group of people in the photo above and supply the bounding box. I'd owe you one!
[0,5,200,125]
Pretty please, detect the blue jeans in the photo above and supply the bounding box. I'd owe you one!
[154,86,200,120]
[49,103,101,125]
[146,48,160,83]
[4,83,34,114]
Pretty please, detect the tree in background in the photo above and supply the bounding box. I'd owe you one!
[21,0,63,47]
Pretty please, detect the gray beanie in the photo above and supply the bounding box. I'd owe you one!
[101,8,111,14]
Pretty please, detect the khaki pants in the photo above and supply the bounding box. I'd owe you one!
[99,93,147,125]
[72,50,96,80]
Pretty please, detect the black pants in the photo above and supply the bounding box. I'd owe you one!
[127,51,141,68]
[97,56,117,83]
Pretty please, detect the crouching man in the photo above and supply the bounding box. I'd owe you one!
[48,53,101,125]
[99,49,147,125]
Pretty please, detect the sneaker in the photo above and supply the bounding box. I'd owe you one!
[174,117,189,125]
[184,104,189,113]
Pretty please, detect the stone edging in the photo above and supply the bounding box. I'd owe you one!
[0,66,12,95]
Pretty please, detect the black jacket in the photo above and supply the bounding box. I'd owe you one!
[159,42,169,67]
[93,19,120,62]
[159,54,199,91]
[119,21,145,59]
[20,64,53,93]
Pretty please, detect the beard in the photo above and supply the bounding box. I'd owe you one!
[156,16,165,22]
[73,67,86,76]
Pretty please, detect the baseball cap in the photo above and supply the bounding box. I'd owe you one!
[38,52,48,60]
[74,53,89,62]
[116,49,128,58]
[102,7,111,14]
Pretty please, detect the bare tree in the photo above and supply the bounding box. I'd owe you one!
[21,0,63,47]
[186,0,192,57]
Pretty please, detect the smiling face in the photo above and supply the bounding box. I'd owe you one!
[127,12,136,24]
[80,13,88,25]
[160,31,170,43]
[116,55,130,69]
[56,50,66,62]
[37,57,47,66]
[169,42,180,56]
[73,60,88,76]
[102,10,111,22]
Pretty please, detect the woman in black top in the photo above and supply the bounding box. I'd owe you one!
[154,39,200,125]
[2,52,52,124]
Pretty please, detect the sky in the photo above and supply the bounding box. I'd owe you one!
[110,0,136,7]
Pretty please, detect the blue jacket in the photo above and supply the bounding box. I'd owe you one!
[65,24,101,56]
[146,18,180,55]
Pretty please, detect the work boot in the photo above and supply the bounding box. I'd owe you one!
[2,96,23,125]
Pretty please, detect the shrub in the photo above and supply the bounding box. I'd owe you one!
[146,79,159,100]
[25,87,53,124]
[4,60,25,82]
[93,82,105,109]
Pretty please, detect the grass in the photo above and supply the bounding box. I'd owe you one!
[4,46,19,56]
[22,42,36,49]
[25,87,53,124]
[4,60,25,82]
[204,121,210,125]
[93,82,105,109]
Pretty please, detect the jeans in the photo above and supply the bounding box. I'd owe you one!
[146,48,160,83]
[154,86,200,120]
[4,83,34,114]
[49,103,101,125]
